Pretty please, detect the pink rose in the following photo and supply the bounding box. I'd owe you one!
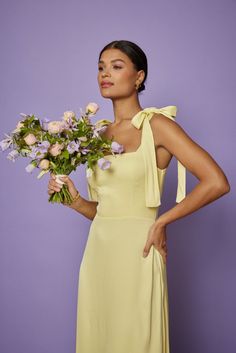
[85,102,99,115]
[48,142,64,156]
[24,133,37,145]
[47,121,65,134]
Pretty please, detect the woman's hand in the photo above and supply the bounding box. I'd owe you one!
[143,221,168,263]
[48,173,79,205]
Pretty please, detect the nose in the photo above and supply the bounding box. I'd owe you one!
[101,68,111,77]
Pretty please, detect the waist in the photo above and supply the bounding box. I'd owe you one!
[96,202,159,220]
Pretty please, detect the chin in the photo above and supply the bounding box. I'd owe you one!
[100,90,131,100]
[100,92,113,99]
[100,91,118,99]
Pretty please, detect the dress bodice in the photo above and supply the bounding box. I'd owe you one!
[86,106,186,219]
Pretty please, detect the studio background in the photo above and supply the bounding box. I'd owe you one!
[0,0,235,352]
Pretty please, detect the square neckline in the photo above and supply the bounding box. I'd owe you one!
[102,146,167,172]
[100,108,167,172]
[103,143,142,158]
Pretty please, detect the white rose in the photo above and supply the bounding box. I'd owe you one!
[63,111,76,121]
[39,159,50,169]
[47,121,65,134]
[85,102,99,115]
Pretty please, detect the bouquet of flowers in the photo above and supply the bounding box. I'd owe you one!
[0,102,124,204]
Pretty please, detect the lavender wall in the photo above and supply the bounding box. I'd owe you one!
[0,0,235,352]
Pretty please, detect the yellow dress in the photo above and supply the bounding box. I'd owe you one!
[75,106,186,353]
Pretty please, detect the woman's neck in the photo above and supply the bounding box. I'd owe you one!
[111,97,143,125]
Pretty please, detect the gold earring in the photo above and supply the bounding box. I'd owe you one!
[135,82,141,90]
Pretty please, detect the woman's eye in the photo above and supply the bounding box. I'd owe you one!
[98,65,122,72]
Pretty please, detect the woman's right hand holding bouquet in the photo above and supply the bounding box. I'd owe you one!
[48,173,80,207]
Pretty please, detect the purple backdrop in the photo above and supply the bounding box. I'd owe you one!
[0,0,235,352]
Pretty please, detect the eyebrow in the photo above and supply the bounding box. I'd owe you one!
[98,58,126,64]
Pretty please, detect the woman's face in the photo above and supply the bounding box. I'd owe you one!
[97,48,144,99]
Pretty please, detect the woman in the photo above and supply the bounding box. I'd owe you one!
[48,40,230,353]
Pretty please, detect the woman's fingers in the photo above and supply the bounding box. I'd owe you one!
[48,175,63,194]
[58,176,78,198]
[47,175,78,199]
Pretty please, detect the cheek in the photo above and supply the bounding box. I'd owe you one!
[116,70,135,87]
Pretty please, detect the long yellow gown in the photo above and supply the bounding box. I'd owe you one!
[75,106,186,353]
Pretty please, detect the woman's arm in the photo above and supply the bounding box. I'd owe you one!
[66,196,98,221]
[152,114,231,227]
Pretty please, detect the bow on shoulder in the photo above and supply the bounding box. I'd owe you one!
[131,106,186,207]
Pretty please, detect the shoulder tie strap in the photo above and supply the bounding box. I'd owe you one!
[131,106,186,207]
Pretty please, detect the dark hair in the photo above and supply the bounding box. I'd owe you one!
[98,40,148,93]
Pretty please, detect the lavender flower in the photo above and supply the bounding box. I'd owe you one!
[19,113,29,118]
[0,134,13,151]
[37,141,50,152]
[63,118,73,128]
[41,117,50,131]
[28,147,45,160]
[28,140,50,159]
[97,157,111,170]
[111,141,124,154]
[92,126,107,138]
[96,125,107,134]
[81,148,91,155]
[7,150,19,162]
[67,140,81,154]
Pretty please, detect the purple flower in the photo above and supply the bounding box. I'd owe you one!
[40,118,50,131]
[63,116,73,126]
[111,141,124,154]
[7,150,19,162]
[67,140,81,154]
[92,126,107,138]
[28,141,50,159]
[37,141,50,153]
[28,147,45,160]
[97,157,111,170]
[97,126,107,134]
[0,134,13,151]
[81,148,91,155]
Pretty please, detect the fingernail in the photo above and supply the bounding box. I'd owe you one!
[143,252,148,257]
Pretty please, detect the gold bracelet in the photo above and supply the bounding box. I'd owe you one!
[72,190,81,203]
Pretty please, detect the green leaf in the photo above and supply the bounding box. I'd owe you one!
[60,150,70,159]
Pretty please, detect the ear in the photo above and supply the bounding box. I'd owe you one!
[137,69,145,84]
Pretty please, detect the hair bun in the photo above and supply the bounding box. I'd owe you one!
[139,83,145,93]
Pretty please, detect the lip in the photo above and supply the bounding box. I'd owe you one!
[101,81,114,87]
